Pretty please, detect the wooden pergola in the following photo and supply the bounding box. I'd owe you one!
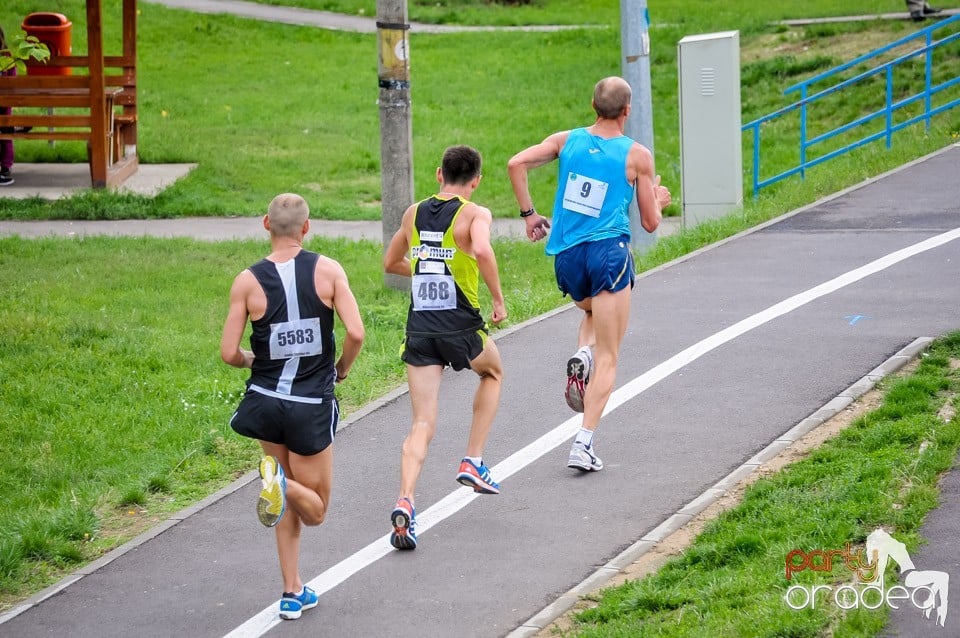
[84,0,139,187]
[65,0,140,187]
[0,0,139,187]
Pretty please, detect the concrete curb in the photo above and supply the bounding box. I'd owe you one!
[504,337,933,638]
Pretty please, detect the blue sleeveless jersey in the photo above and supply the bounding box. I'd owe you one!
[546,128,635,256]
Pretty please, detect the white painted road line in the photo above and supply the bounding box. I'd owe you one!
[225,227,960,637]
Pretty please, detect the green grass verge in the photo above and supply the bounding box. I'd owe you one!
[561,332,960,637]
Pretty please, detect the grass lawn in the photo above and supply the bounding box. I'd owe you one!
[0,1,957,219]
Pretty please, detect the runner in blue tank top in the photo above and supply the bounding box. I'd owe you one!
[507,76,672,473]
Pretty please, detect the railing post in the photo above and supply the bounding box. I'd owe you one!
[925,30,933,130]
[752,122,760,197]
[799,86,807,179]
[886,66,893,148]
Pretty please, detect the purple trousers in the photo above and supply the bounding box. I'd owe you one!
[1,67,14,169]
[0,121,12,170]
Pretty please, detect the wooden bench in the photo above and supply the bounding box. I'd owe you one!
[0,0,140,189]
[0,75,138,189]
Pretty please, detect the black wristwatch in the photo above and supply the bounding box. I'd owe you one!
[520,207,536,218]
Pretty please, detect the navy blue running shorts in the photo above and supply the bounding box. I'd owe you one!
[230,390,339,456]
[554,235,635,302]
[400,329,487,371]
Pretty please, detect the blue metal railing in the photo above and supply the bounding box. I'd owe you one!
[742,14,960,194]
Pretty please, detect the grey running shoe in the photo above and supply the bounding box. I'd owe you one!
[564,348,593,413]
[568,443,603,472]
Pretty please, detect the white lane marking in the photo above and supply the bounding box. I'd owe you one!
[225,227,960,637]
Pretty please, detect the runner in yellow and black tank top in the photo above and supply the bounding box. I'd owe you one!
[404,195,485,338]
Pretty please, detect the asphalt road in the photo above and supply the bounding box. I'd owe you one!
[1,145,959,637]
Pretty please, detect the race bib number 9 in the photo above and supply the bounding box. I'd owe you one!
[562,172,608,218]
[412,274,456,311]
[269,317,322,359]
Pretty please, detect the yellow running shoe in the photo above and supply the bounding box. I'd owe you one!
[257,456,286,527]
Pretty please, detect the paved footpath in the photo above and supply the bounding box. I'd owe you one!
[2,145,959,637]
[885,457,960,637]
[142,0,960,32]
[0,165,680,242]
[0,212,680,243]
[142,0,598,33]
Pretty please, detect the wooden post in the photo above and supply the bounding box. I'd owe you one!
[86,0,108,188]
[376,0,414,291]
[121,0,137,155]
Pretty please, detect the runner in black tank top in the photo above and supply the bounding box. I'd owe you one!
[220,193,365,620]
[383,146,507,550]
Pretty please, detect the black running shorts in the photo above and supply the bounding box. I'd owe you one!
[229,389,339,456]
[401,329,486,371]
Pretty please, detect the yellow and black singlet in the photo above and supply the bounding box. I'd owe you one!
[405,195,484,337]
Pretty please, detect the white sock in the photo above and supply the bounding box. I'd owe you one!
[465,455,483,467]
[574,428,594,448]
[579,346,593,369]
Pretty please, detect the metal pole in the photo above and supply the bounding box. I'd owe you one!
[621,0,657,253]
[376,0,414,290]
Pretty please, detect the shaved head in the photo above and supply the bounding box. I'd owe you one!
[592,76,632,120]
[267,193,309,238]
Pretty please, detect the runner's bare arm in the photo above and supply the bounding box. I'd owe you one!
[507,131,569,205]
[330,262,365,381]
[470,205,507,325]
[220,271,255,368]
[631,144,668,233]
[384,205,415,277]
[507,131,570,241]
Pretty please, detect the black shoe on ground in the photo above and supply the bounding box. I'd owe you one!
[0,169,13,187]
[910,10,926,20]
[924,5,942,14]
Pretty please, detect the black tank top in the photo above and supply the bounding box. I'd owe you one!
[405,196,484,337]
[247,250,336,402]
